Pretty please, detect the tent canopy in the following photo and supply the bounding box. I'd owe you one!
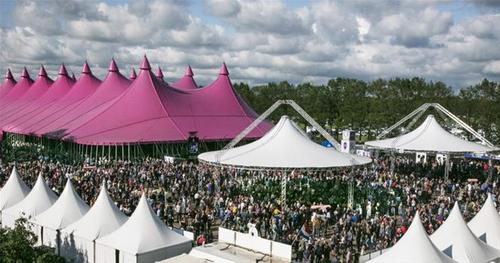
[0,167,30,211]
[63,56,270,145]
[0,68,33,107]
[368,212,456,263]
[1,173,58,227]
[18,62,101,135]
[96,193,190,254]
[365,115,497,153]
[170,65,198,90]
[468,194,500,250]
[63,182,127,241]
[34,179,89,231]
[0,69,16,98]
[0,66,53,121]
[199,115,371,170]
[430,202,500,263]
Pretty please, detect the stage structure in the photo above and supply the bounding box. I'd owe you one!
[199,100,371,207]
[365,103,498,178]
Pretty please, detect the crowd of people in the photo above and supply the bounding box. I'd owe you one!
[0,150,499,263]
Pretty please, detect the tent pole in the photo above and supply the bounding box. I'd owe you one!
[114,145,117,160]
[444,153,450,180]
[281,170,287,206]
[128,143,130,161]
[121,144,124,160]
[390,151,395,175]
[108,145,111,161]
[488,156,494,181]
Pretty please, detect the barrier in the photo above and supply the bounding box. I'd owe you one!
[271,241,292,261]
[359,249,387,262]
[235,232,271,255]
[217,227,292,261]
[218,227,236,245]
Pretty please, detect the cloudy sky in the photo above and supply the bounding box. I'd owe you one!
[0,0,499,89]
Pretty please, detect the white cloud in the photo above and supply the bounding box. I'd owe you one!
[1,0,500,89]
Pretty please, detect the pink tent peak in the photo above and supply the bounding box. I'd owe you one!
[5,68,14,80]
[109,59,119,72]
[58,64,69,76]
[219,62,229,75]
[156,66,164,80]
[81,61,91,74]
[21,67,30,78]
[129,67,137,80]
[140,55,151,70]
[185,65,194,76]
[38,65,48,77]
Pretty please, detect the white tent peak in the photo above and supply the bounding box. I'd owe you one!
[96,193,190,254]
[62,178,127,241]
[367,211,456,263]
[366,114,497,153]
[34,178,89,231]
[430,201,500,262]
[468,193,500,250]
[1,173,58,227]
[199,115,372,169]
[0,166,30,211]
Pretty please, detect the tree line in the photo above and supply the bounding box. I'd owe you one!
[234,78,500,144]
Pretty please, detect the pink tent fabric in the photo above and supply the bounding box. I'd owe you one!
[0,68,33,109]
[155,66,165,82]
[129,68,137,80]
[2,64,75,133]
[0,66,53,125]
[170,65,198,90]
[0,69,17,100]
[37,59,130,138]
[18,62,101,135]
[63,56,270,145]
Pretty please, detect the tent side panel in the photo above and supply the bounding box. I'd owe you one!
[137,241,192,263]
[60,233,95,263]
[95,243,117,263]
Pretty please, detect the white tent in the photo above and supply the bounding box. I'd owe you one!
[1,173,58,230]
[468,194,500,250]
[60,182,128,263]
[34,179,89,254]
[430,202,500,263]
[367,211,456,263]
[365,115,497,153]
[0,167,30,224]
[95,194,191,263]
[199,116,371,169]
[156,253,208,263]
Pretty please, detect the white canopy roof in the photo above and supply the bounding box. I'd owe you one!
[199,116,371,169]
[366,115,497,153]
[367,212,456,263]
[2,173,58,223]
[63,182,128,241]
[430,202,500,263]
[96,193,191,254]
[0,167,30,211]
[468,194,500,250]
[34,179,89,230]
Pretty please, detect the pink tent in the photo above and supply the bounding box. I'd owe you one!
[129,68,137,80]
[2,64,75,133]
[155,66,165,82]
[170,65,198,90]
[0,68,33,109]
[36,59,130,138]
[0,66,53,125]
[159,62,269,141]
[18,62,101,135]
[0,69,16,100]
[63,56,270,145]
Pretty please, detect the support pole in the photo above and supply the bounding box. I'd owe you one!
[281,171,287,205]
[390,151,395,175]
[444,154,450,180]
[348,169,354,209]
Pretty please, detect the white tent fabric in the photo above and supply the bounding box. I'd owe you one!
[468,194,500,250]
[61,182,128,263]
[199,116,372,169]
[95,194,191,263]
[34,179,89,253]
[1,173,58,230]
[367,211,456,263]
[365,115,497,153]
[430,202,500,263]
[0,167,30,221]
